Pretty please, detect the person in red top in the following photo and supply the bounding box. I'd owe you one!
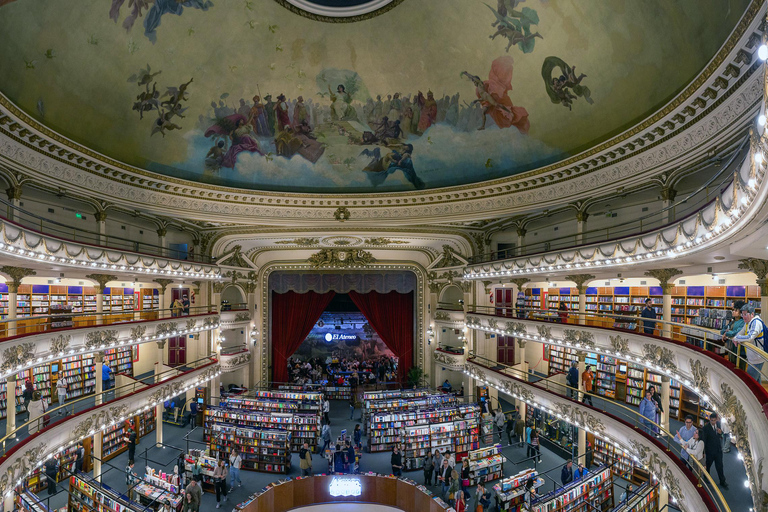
[558,301,568,323]
[455,488,466,512]
[582,365,594,406]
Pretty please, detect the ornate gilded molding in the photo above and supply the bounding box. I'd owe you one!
[564,274,595,294]
[641,343,678,372]
[274,238,320,246]
[629,439,685,510]
[49,334,71,354]
[689,359,712,397]
[739,258,768,296]
[85,273,117,294]
[609,334,630,354]
[552,402,606,436]
[221,352,251,371]
[154,322,178,337]
[84,330,119,349]
[234,312,251,322]
[536,324,552,339]
[0,266,35,293]
[153,278,173,293]
[644,269,683,294]
[1,342,35,372]
[364,238,409,246]
[434,311,450,321]
[129,325,147,339]
[308,248,374,268]
[0,442,47,497]
[563,329,596,351]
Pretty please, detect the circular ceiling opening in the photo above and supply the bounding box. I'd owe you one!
[275,0,404,21]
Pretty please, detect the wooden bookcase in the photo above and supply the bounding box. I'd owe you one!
[207,423,292,474]
[467,444,504,485]
[531,465,614,512]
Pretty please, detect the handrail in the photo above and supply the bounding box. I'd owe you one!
[0,304,218,340]
[0,196,214,264]
[0,355,216,456]
[467,137,748,264]
[466,305,768,386]
[466,353,731,512]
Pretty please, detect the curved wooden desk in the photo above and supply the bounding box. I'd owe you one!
[236,475,453,512]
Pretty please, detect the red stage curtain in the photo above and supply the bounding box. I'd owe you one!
[271,290,336,384]
[348,290,414,384]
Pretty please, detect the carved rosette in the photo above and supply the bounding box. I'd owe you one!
[50,334,71,354]
[641,344,678,372]
[608,335,629,354]
[234,312,251,322]
[185,319,198,330]
[1,342,35,372]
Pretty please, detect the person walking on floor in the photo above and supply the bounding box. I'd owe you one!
[321,422,332,454]
[124,428,137,463]
[102,362,112,391]
[439,459,451,499]
[530,429,541,463]
[391,445,403,476]
[323,399,330,424]
[424,452,433,486]
[353,424,362,451]
[185,478,202,511]
[566,361,579,399]
[22,378,33,420]
[525,422,534,459]
[125,461,137,500]
[56,373,68,415]
[640,299,658,335]
[581,365,594,406]
[648,384,663,437]
[229,448,242,488]
[213,459,229,508]
[494,409,505,442]
[44,456,59,496]
[702,412,729,490]
[346,440,356,474]
[432,450,442,486]
[561,460,573,486]
[733,303,766,383]
[505,409,517,445]
[27,391,46,434]
[300,442,313,476]
[639,390,657,436]
[447,470,460,507]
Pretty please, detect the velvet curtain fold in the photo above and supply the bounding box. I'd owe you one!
[348,290,414,384]
[271,290,336,384]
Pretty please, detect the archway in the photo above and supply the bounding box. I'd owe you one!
[221,285,246,308]
[439,284,464,305]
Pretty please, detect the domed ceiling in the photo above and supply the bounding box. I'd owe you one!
[0,0,750,193]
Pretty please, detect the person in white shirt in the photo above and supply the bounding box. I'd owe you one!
[673,415,697,463]
[680,428,705,467]
[229,449,242,488]
[323,399,330,424]
[733,304,766,383]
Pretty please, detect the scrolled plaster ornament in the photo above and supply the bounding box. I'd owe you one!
[50,334,71,354]
[641,344,677,372]
[1,342,35,372]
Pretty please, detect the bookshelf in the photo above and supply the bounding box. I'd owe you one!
[324,386,352,400]
[207,423,291,474]
[363,392,457,430]
[595,355,624,400]
[588,434,650,486]
[494,469,544,511]
[68,475,141,512]
[613,482,659,512]
[370,404,478,454]
[100,410,156,462]
[525,406,574,458]
[16,490,53,512]
[204,405,319,452]
[625,363,645,407]
[531,465,613,512]
[467,444,504,485]
[401,424,431,470]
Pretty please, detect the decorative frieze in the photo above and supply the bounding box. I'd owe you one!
[641,343,678,372]
[1,342,35,372]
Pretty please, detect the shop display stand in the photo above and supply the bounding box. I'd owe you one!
[363,392,457,430]
[68,474,141,512]
[493,469,544,511]
[133,466,183,511]
[226,391,323,415]
[468,444,503,485]
[531,465,613,512]
[401,424,430,470]
[16,490,53,512]
[207,423,291,474]
[184,450,218,494]
[324,386,352,400]
[205,405,319,452]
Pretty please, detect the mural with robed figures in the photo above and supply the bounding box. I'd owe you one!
[0,0,750,192]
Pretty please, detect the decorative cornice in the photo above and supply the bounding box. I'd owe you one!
[644,269,684,293]
[0,265,35,293]
[308,248,375,268]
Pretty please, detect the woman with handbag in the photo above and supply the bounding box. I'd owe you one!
[460,458,470,490]
[530,430,541,463]
[27,391,46,434]
[447,470,460,507]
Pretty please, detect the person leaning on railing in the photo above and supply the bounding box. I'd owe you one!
[732,303,766,383]
[720,300,746,366]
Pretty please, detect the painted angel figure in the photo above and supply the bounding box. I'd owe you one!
[204,113,263,169]
[541,56,593,110]
[461,56,530,133]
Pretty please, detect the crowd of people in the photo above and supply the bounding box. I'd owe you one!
[287,354,399,388]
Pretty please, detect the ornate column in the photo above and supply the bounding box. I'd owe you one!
[5,374,16,437]
[153,279,172,314]
[94,352,105,406]
[95,210,108,246]
[157,226,168,258]
[516,227,526,256]
[86,274,116,324]
[155,344,165,446]
[1,266,36,336]
[575,211,589,245]
[510,278,530,319]
[644,269,682,338]
[738,259,768,314]
[660,375,671,433]
[244,273,258,387]
[566,274,595,326]
[212,282,224,313]
[577,352,587,464]
[661,186,677,224]
[5,185,21,222]
[92,430,103,481]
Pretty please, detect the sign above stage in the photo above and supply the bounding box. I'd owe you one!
[329,477,363,497]
[325,333,358,342]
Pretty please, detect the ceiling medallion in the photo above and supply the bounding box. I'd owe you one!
[321,236,364,247]
[274,0,405,22]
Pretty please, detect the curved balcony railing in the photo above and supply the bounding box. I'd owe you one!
[468,138,748,265]
[464,110,767,279]
[465,353,731,512]
[0,304,217,339]
[0,196,213,264]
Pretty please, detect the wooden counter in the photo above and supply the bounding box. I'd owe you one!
[236,475,452,512]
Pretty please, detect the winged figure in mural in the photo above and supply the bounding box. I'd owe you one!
[110,0,213,43]
[461,56,530,133]
[359,145,425,190]
[127,64,161,87]
[541,56,593,110]
[133,82,160,119]
[486,3,542,54]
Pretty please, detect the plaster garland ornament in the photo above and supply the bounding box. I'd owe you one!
[643,269,683,294]
[536,325,552,339]
[434,311,451,321]
[688,359,712,397]
[739,258,768,296]
[641,343,678,372]
[84,330,119,349]
[49,334,71,354]
[629,439,686,511]
[363,238,409,246]
[130,325,147,339]
[185,319,197,330]
[154,322,178,336]
[609,334,630,354]
[307,248,375,268]
[459,280,472,293]
[274,238,320,246]
[0,266,36,293]
[0,442,47,496]
[563,330,596,351]
[433,351,463,367]
[222,352,251,370]
[234,312,251,322]
[1,342,35,372]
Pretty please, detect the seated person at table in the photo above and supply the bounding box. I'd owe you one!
[442,379,452,392]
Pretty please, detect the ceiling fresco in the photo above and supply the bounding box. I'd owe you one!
[0,0,751,193]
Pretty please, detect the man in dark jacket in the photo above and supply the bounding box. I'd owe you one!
[505,410,517,445]
[75,443,85,473]
[560,460,573,486]
[44,457,59,495]
[391,446,403,476]
[640,299,658,335]
[567,361,579,398]
[701,412,729,490]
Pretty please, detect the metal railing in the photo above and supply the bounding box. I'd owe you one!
[220,302,249,312]
[467,353,731,512]
[0,355,216,456]
[467,137,748,264]
[0,197,213,264]
[466,304,768,385]
[0,304,218,339]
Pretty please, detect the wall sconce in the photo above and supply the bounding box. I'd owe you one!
[427,325,434,346]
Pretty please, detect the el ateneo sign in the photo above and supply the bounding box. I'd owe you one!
[328,477,362,497]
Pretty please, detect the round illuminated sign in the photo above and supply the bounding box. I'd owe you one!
[274,0,403,21]
[325,333,333,342]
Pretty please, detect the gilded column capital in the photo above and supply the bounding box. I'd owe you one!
[565,274,595,294]
[575,210,589,223]
[191,280,202,289]
[153,278,173,293]
[156,227,168,237]
[516,227,527,238]
[739,258,768,296]
[660,186,677,202]
[481,280,493,295]
[85,273,117,294]
[0,266,36,293]
[94,211,108,222]
[644,268,683,294]
[510,278,530,289]
[5,185,22,201]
